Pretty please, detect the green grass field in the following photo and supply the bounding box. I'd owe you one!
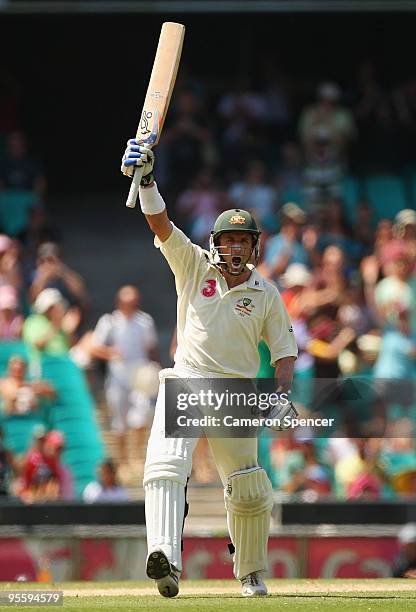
[0,580,415,611]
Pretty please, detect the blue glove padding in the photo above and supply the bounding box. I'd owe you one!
[121,139,155,180]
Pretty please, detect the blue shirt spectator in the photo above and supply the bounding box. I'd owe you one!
[264,233,309,269]
[373,328,415,379]
[260,202,314,285]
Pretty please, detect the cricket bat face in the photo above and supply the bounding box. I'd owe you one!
[136,22,185,147]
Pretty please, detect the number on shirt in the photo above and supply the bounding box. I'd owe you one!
[202,279,217,297]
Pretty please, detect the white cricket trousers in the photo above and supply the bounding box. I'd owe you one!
[143,369,259,572]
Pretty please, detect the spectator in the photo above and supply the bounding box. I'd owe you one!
[374,231,409,280]
[305,245,349,325]
[307,314,356,382]
[23,288,81,373]
[313,244,347,292]
[374,254,413,324]
[176,166,226,245]
[381,437,416,498]
[337,286,371,338]
[0,355,55,415]
[229,160,277,232]
[0,235,21,290]
[347,473,382,500]
[368,214,416,331]
[392,524,416,578]
[279,264,314,407]
[334,438,382,498]
[299,82,356,209]
[393,209,416,265]
[393,208,416,243]
[30,242,87,316]
[373,307,416,414]
[91,285,159,474]
[271,437,331,501]
[260,202,312,283]
[43,430,74,500]
[83,459,129,503]
[280,263,313,318]
[18,425,64,503]
[371,219,394,264]
[0,131,46,199]
[0,285,23,340]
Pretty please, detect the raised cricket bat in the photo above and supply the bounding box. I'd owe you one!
[125,22,185,208]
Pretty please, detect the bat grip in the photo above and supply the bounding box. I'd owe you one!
[126,165,145,208]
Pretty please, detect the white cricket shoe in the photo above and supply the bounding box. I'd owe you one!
[241,572,268,597]
[146,549,180,598]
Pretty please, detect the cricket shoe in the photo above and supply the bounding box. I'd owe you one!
[240,571,268,597]
[146,549,180,598]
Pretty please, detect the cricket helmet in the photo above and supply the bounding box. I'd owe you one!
[209,209,261,274]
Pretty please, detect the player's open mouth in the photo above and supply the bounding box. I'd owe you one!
[231,256,242,268]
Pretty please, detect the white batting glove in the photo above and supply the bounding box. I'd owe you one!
[121,139,155,179]
[266,399,298,431]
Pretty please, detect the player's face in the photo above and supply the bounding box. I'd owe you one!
[217,232,253,275]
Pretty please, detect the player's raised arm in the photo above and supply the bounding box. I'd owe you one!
[121,141,173,243]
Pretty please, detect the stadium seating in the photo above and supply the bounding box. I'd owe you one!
[0,342,104,497]
[405,168,416,209]
[0,343,37,454]
[0,190,37,237]
[364,174,408,222]
[340,175,362,225]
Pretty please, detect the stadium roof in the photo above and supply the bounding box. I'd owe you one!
[2,0,416,14]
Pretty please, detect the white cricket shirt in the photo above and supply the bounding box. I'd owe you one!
[156,224,297,378]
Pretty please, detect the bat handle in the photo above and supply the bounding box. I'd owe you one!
[126,165,145,208]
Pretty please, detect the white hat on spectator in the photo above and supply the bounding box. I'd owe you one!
[281,202,307,225]
[280,263,312,288]
[33,288,66,314]
[395,209,416,226]
[398,523,416,545]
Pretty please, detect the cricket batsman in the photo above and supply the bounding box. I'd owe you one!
[121,141,298,597]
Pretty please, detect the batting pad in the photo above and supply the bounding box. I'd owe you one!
[144,479,185,572]
[224,467,273,579]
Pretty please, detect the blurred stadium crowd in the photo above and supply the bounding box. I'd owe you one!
[1,60,416,503]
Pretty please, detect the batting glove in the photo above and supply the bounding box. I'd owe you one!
[121,139,155,185]
[262,399,298,431]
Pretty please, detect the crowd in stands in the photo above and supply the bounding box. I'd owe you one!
[160,64,416,501]
[1,60,416,503]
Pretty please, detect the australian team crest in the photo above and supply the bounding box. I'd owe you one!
[234,297,255,318]
[229,214,246,225]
